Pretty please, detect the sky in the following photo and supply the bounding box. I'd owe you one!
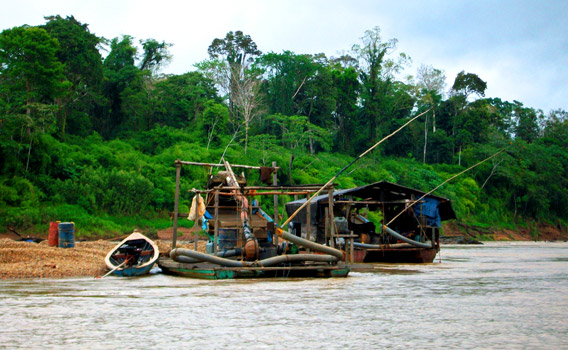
[2,0,567,112]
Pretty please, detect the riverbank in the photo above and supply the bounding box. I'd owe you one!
[442,221,568,242]
[0,238,205,280]
[2,221,567,280]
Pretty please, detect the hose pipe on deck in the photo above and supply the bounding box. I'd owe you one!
[258,254,338,266]
[382,225,435,249]
[171,248,338,267]
[276,228,345,260]
[170,248,247,267]
[171,248,242,264]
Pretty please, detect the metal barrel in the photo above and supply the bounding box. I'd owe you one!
[58,222,75,248]
[48,221,59,247]
[218,229,237,250]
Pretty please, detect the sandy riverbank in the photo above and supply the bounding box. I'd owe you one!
[0,238,206,280]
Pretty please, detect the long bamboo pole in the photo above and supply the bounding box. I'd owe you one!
[384,147,509,228]
[280,108,431,229]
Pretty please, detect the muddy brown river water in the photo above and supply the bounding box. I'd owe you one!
[1,242,567,349]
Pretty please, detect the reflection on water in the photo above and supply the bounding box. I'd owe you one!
[1,242,567,349]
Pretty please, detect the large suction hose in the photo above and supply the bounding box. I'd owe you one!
[171,249,247,267]
[382,225,435,249]
[277,229,345,260]
[259,254,338,266]
[170,248,338,267]
[172,248,241,264]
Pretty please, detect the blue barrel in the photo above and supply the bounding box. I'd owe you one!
[58,222,75,248]
[218,229,237,250]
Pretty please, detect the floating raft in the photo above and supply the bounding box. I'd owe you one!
[158,257,349,280]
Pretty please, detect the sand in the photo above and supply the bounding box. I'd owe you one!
[0,238,207,280]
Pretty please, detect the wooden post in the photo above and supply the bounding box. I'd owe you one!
[272,161,278,246]
[194,223,198,250]
[214,189,219,253]
[328,188,335,248]
[172,161,181,249]
[350,231,354,263]
[324,207,329,247]
[306,193,311,252]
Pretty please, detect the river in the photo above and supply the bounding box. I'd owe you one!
[1,242,567,349]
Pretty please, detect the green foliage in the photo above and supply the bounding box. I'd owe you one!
[0,20,566,238]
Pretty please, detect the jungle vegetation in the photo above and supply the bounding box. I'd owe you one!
[1,16,567,238]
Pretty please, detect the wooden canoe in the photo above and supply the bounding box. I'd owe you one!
[104,232,159,277]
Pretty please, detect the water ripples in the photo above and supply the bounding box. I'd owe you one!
[1,242,567,349]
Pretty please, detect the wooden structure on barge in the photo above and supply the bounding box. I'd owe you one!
[285,181,456,264]
[157,159,349,279]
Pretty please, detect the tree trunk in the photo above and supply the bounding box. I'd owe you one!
[244,123,249,155]
[423,113,428,163]
[309,136,314,154]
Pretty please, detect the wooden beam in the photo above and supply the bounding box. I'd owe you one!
[175,159,280,170]
[214,190,219,253]
[272,161,278,246]
[172,161,181,249]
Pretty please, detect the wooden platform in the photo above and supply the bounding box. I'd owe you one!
[158,257,350,279]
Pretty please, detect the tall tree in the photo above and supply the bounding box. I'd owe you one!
[451,71,487,100]
[331,64,360,153]
[513,101,540,143]
[0,25,69,173]
[204,31,263,153]
[138,38,172,75]
[352,26,410,148]
[415,64,446,163]
[99,35,140,137]
[256,51,317,116]
[43,15,104,138]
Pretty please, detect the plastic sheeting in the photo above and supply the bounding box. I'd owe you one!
[414,197,441,227]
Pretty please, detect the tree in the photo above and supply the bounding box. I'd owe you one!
[152,72,218,128]
[138,38,172,75]
[415,64,446,163]
[0,25,69,173]
[256,51,317,116]
[331,64,360,153]
[43,15,104,138]
[451,71,487,100]
[513,101,541,143]
[352,26,411,147]
[207,30,261,114]
[208,30,261,69]
[204,31,263,154]
[231,70,265,154]
[201,101,229,149]
[99,35,140,137]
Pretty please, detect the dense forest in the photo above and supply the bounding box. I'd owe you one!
[1,16,567,238]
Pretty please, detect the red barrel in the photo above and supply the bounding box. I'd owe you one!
[48,221,59,247]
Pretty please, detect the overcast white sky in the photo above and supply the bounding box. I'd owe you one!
[2,0,567,112]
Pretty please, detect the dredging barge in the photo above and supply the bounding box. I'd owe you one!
[285,181,456,264]
[157,159,349,279]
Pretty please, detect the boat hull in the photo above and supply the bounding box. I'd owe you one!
[112,264,155,277]
[105,232,159,277]
[352,247,439,263]
[158,257,349,280]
